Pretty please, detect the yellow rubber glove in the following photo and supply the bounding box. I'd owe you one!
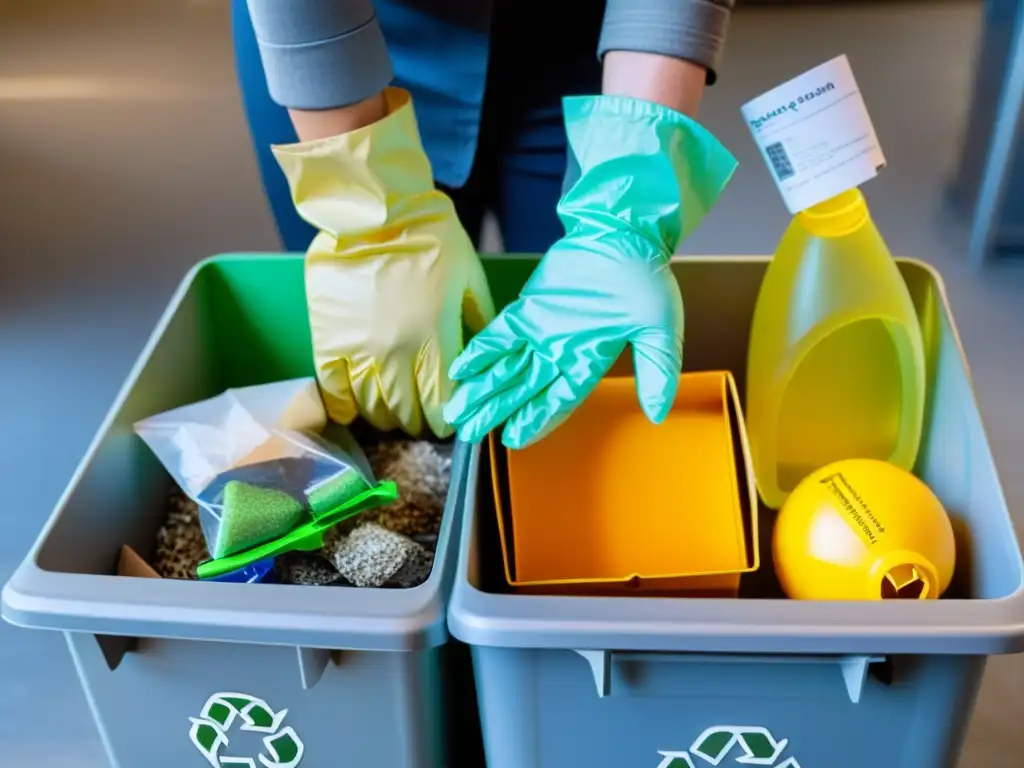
[272,88,495,437]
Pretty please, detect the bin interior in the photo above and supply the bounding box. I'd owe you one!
[461,257,1024,605]
[32,256,452,582]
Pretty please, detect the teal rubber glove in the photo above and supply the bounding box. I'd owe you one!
[443,95,737,448]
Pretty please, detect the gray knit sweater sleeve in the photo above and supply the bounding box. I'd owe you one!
[246,0,735,110]
[599,0,736,84]
[245,0,393,110]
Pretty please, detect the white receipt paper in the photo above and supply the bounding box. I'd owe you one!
[741,54,886,213]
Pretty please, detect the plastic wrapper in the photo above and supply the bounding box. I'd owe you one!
[134,379,397,579]
[134,378,329,497]
[204,558,277,584]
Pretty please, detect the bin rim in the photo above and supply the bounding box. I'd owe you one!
[448,255,1024,657]
[2,560,449,651]
[1,253,468,653]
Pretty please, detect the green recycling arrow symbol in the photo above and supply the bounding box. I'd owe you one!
[657,726,801,768]
[189,692,304,768]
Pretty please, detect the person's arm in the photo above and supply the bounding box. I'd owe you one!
[288,92,388,141]
[602,52,707,117]
[246,0,391,140]
[599,0,735,116]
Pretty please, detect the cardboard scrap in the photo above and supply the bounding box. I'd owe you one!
[117,545,161,579]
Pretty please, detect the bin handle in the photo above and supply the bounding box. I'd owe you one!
[573,650,884,704]
[296,647,337,690]
[94,634,136,672]
[91,636,337,690]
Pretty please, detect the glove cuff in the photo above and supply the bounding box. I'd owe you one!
[272,88,446,237]
[559,95,737,253]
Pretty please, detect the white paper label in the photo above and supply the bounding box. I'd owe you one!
[741,55,886,213]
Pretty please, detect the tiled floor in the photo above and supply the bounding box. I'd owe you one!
[0,0,1021,765]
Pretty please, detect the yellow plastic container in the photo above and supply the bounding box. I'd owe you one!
[773,458,956,600]
[746,189,927,509]
[489,371,759,597]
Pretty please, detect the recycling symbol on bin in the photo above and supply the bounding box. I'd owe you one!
[189,692,304,768]
[658,726,801,768]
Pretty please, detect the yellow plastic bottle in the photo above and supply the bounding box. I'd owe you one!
[746,189,926,509]
[773,459,955,600]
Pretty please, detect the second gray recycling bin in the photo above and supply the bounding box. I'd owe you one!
[448,257,1024,768]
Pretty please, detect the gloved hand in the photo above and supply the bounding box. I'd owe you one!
[443,95,736,448]
[272,88,495,438]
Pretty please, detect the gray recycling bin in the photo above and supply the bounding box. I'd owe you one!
[448,256,1024,768]
[2,255,481,768]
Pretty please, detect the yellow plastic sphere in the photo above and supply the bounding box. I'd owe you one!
[773,459,956,600]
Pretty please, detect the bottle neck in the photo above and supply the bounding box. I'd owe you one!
[867,550,940,600]
[797,189,870,237]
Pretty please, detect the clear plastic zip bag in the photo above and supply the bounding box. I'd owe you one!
[134,379,396,579]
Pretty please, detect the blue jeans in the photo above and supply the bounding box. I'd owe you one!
[231,0,601,255]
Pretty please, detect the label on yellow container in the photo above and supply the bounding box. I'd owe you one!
[741,54,886,213]
[816,470,887,548]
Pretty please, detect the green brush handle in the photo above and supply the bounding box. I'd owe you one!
[197,480,399,580]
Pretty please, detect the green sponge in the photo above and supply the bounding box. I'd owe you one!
[306,467,370,520]
[197,480,400,580]
[214,481,306,559]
